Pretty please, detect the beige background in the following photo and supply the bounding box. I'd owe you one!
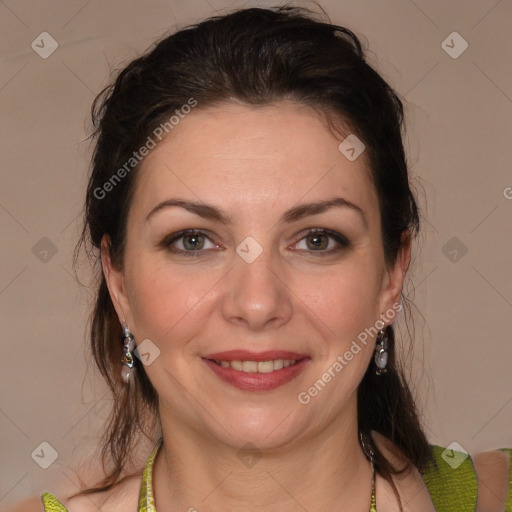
[1,0,511,507]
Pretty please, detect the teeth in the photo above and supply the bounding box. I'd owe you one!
[213,359,298,372]
[257,361,274,373]
[231,360,243,371]
[273,359,284,370]
[242,361,258,373]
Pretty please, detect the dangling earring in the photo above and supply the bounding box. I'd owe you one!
[121,325,135,383]
[374,325,388,375]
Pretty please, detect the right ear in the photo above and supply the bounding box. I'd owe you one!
[100,234,132,327]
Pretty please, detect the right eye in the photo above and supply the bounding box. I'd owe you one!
[160,229,221,256]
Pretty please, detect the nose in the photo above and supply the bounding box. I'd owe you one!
[221,245,293,331]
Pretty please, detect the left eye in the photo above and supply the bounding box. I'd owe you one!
[292,229,349,253]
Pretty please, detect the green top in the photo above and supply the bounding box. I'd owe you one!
[41,439,512,511]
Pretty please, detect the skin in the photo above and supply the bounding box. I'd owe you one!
[100,100,426,511]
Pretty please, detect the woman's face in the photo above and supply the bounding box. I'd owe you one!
[103,101,409,450]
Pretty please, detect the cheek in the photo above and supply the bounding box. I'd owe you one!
[295,255,382,336]
[295,261,382,398]
[126,258,218,346]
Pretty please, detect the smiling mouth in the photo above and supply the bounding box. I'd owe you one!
[208,358,305,373]
[203,355,311,391]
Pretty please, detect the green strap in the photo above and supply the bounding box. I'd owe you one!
[499,448,512,510]
[421,445,477,511]
[41,491,69,512]
[137,437,162,511]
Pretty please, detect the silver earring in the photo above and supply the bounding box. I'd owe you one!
[374,326,388,375]
[121,325,135,383]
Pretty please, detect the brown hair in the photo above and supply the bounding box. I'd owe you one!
[73,5,432,509]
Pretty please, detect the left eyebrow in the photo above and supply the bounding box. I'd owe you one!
[281,197,367,228]
[145,197,367,228]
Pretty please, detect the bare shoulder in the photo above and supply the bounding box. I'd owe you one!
[61,474,142,512]
[2,495,44,512]
[369,430,436,511]
[473,449,510,512]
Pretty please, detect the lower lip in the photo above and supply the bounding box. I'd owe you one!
[203,358,311,391]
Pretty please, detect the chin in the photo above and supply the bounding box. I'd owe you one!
[209,406,306,452]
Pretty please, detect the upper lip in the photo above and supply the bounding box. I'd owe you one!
[203,350,310,362]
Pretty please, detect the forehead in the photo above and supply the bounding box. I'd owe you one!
[129,101,379,226]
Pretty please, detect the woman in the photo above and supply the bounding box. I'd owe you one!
[16,6,511,512]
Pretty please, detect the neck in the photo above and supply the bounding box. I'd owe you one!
[153,401,374,512]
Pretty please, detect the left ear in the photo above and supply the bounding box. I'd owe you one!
[378,230,412,320]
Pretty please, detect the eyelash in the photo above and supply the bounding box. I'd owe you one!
[160,228,350,257]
